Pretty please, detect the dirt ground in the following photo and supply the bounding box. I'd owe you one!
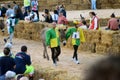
[0,36,105,79]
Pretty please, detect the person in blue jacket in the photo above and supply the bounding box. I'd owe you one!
[14,45,34,80]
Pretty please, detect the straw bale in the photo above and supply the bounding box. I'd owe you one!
[65,4,77,10]
[101,30,118,46]
[96,43,107,54]
[47,0,58,6]
[112,33,120,47]
[107,46,120,55]
[33,64,80,80]
[71,0,80,4]
[79,42,92,51]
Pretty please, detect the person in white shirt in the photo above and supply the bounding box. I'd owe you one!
[80,20,88,29]
[52,10,58,23]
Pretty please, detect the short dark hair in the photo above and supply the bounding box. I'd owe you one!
[4,47,10,55]
[54,10,58,14]
[21,45,27,52]
[82,20,87,25]
[111,13,115,18]
[7,5,11,8]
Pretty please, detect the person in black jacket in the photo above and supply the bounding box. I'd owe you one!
[14,45,34,80]
[42,9,53,23]
[0,47,15,80]
[1,4,7,18]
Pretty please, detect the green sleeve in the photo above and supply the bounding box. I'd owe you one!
[45,30,51,46]
[66,28,72,40]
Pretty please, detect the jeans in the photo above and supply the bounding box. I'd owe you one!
[91,0,96,10]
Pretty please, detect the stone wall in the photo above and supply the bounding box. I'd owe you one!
[1,0,120,11]
[0,20,119,54]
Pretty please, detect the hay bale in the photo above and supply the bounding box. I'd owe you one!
[112,33,120,47]
[96,43,107,54]
[107,46,120,55]
[101,30,118,46]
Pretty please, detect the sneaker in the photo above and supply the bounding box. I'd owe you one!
[72,58,76,62]
[4,38,7,43]
[75,60,80,64]
[53,63,57,66]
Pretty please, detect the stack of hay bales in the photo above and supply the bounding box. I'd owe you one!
[96,30,120,54]
[34,65,80,80]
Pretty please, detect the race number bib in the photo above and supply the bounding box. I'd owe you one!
[72,32,80,39]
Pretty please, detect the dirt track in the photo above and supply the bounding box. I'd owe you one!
[0,36,105,79]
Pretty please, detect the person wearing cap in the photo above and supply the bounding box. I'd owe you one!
[65,20,85,64]
[4,13,18,44]
[106,13,119,30]
[89,11,99,30]
[5,71,16,80]
[45,22,62,66]
[14,45,34,80]
[0,47,15,77]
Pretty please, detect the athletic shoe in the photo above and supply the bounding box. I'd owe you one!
[75,60,80,64]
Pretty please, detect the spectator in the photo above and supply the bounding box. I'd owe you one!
[57,12,68,25]
[89,12,99,30]
[25,11,39,22]
[31,0,39,20]
[42,9,53,23]
[80,20,88,29]
[0,47,15,76]
[88,0,97,10]
[106,13,119,30]
[59,5,66,17]
[5,71,16,80]
[13,1,24,20]
[14,45,34,80]
[24,0,31,13]
[4,14,19,44]
[52,10,58,23]
[6,5,14,18]
[1,4,7,18]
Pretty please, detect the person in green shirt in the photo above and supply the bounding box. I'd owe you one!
[65,20,85,64]
[46,22,61,66]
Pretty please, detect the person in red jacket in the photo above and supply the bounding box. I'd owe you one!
[89,12,99,30]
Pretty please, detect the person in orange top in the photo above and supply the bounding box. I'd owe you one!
[89,12,99,30]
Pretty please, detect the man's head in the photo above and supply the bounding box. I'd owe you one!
[59,12,63,17]
[52,22,57,29]
[5,71,16,80]
[3,47,10,56]
[21,45,27,52]
[110,13,115,18]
